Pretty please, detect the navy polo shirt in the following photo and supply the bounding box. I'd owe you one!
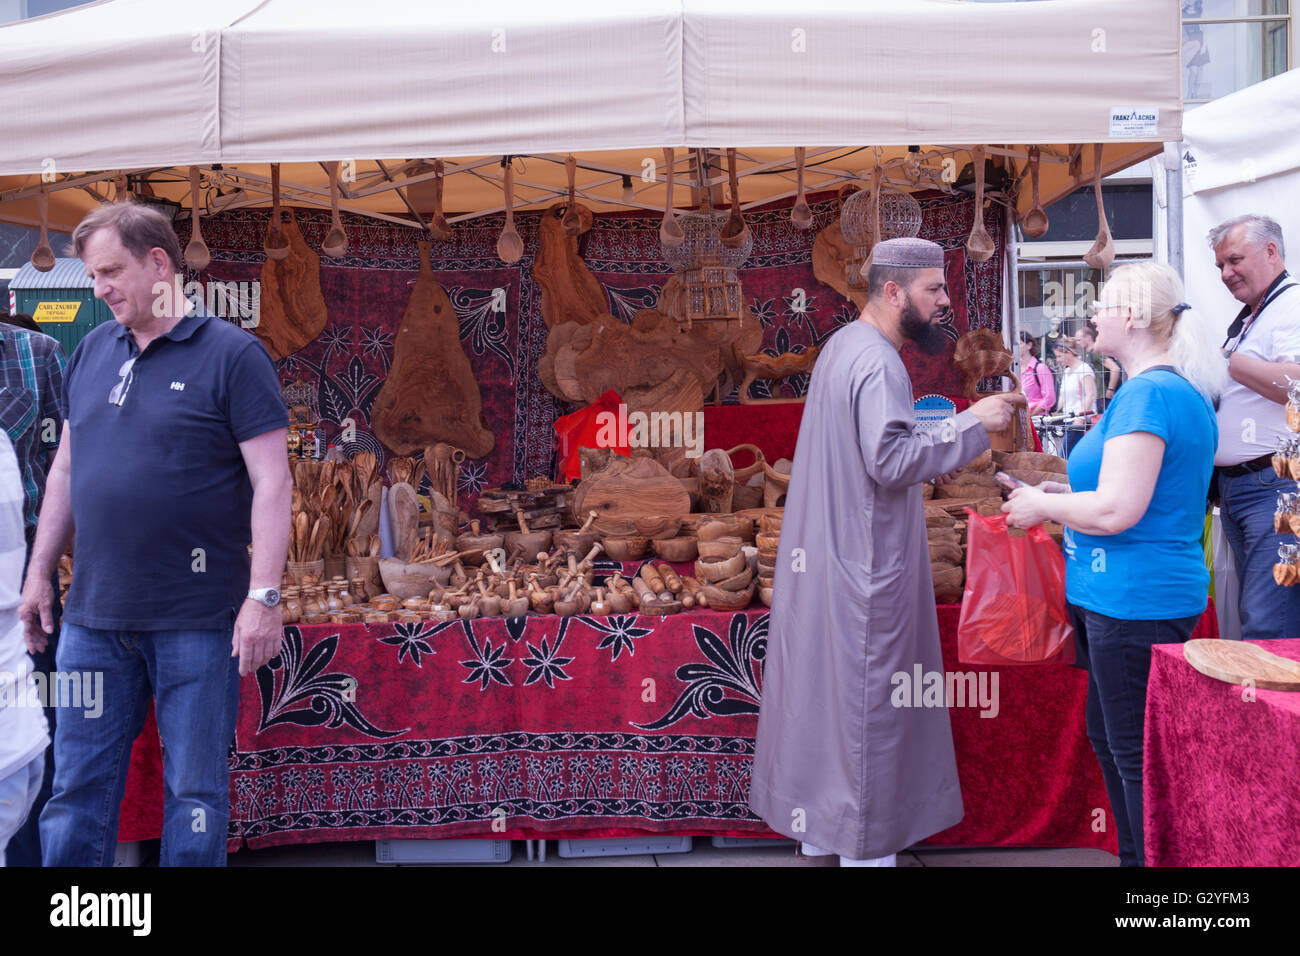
[63,310,287,630]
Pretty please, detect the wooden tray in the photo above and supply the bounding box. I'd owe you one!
[1183,639,1300,691]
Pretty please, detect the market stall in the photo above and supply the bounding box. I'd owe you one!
[1,0,1187,858]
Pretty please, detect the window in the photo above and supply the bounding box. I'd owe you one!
[1183,0,1291,104]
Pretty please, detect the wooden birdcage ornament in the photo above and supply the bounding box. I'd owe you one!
[661,185,751,329]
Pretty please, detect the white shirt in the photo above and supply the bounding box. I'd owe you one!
[1215,283,1300,466]
[1059,363,1096,416]
[0,431,48,782]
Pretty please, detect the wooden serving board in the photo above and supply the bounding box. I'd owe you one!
[255,209,328,360]
[371,241,494,458]
[1183,639,1300,691]
[573,456,690,519]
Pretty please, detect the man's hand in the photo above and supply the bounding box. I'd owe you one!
[968,393,1027,433]
[232,598,284,677]
[1037,480,1071,494]
[19,570,56,654]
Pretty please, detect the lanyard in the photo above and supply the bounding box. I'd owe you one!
[1224,271,1297,352]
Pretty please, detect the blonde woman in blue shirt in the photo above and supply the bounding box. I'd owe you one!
[1004,261,1227,866]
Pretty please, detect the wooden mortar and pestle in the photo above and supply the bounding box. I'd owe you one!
[502,581,530,618]
[457,520,504,567]
[589,588,612,616]
[553,511,600,554]
[476,580,502,617]
[505,509,552,558]
[553,581,582,617]
[458,594,481,620]
[527,577,556,615]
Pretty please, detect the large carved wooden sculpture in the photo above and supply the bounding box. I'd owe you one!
[371,241,495,459]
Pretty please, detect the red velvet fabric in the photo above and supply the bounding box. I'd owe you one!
[117,705,162,842]
[118,602,1218,854]
[1145,637,1299,867]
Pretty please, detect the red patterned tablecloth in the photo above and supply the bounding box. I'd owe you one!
[1145,637,1300,867]
[117,601,1218,853]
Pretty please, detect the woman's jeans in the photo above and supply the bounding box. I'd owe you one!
[38,623,239,867]
[1068,604,1200,867]
[1219,467,1300,640]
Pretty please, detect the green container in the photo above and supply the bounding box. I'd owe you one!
[9,258,114,354]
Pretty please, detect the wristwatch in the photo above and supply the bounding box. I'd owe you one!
[247,587,281,608]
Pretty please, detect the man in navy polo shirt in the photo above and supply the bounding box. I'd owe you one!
[19,201,292,866]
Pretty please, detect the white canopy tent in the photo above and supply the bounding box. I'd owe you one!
[0,0,1182,232]
[1181,67,1300,339]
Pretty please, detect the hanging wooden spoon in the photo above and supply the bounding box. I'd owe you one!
[1082,143,1115,270]
[497,160,524,264]
[790,147,813,230]
[660,147,684,248]
[430,159,453,242]
[262,163,291,261]
[965,146,995,263]
[1021,146,1049,240]
[31,186,55,272]
[322,161,348,258]
[867,165,884,252]
[562,154,582,236]
[719,148,748,248]
[184,166,211,271]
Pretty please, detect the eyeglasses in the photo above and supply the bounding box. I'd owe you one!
[108,356,136,407]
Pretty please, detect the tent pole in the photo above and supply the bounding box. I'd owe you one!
[1164,142,1184,280]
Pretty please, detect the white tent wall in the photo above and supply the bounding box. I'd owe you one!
[1181,69,1300,341]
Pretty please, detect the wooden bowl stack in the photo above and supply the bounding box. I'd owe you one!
[694,533,756,611]
[755,528,779,606]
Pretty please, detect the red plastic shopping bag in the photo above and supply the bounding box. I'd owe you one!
[553,389,630,483]
[956,509,1074,665]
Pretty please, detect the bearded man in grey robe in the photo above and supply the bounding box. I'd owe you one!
[749,237,1024,866]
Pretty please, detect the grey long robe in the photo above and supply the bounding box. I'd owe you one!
[749,320,989,859]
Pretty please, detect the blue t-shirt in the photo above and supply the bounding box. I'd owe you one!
[1064,368,1217,620]
[63,311,288,630]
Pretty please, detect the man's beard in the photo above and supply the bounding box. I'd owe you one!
[899,294,949,355]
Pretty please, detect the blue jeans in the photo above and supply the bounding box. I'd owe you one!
[39,623,239,867]
[1068,603,1201,867]
[1220,468,1300,640]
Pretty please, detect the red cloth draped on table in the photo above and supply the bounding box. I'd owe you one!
[1145,637,1299,866]
[118,600,1219,853]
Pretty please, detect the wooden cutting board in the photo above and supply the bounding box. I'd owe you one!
[387,481,420,560]
[573,456,690,519]
[255,209,328,360]
[371,241,494,458]
[1183,639,1300,691]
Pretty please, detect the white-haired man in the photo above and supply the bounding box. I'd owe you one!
[1210,214,1300,639]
